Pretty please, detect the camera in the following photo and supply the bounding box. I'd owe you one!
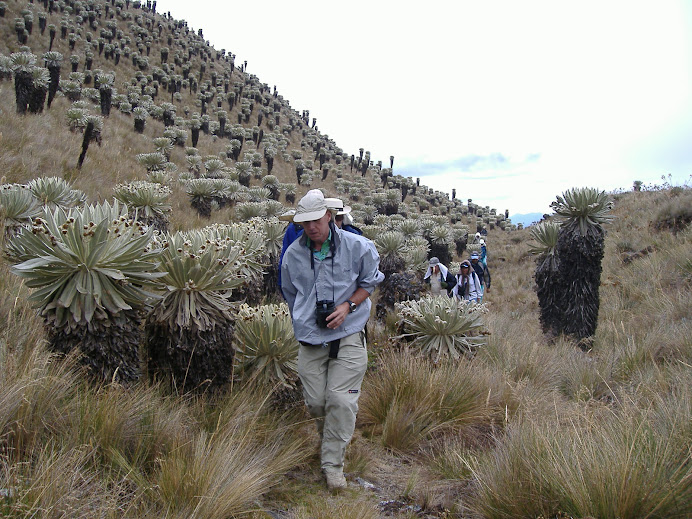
[315,300,336,328]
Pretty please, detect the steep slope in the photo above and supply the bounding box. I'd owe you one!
[0,0,511,232]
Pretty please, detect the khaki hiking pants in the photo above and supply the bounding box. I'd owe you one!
[298,330,367,472]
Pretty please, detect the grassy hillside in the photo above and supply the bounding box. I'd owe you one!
[0,1,691,518]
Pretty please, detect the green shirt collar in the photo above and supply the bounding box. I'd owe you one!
[306,230,332,261]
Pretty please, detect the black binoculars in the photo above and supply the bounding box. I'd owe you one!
[315,300,336,328]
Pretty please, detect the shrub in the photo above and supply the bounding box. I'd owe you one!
[551,187,614,346]
[145,228,246,393]
[233,303,299,389]
[113,181,172,232]
[0,184,41,240]
[6,201,162,383]
[651,188,692,234]
[395,296,487,361]
[529,220,561,337]
[26,176,85,211]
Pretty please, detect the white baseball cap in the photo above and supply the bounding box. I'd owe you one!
[324,197,344,211]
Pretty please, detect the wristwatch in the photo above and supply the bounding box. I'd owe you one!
[347,300,357,313]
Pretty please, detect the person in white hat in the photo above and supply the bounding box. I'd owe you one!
[324,197,344,213]
[423,257,456,297]
[335,205,362,236]
[281,189,384,491]
[322,196,363,235]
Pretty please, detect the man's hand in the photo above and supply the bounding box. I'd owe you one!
[326,302,350,329]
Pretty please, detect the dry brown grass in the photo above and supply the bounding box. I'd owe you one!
[1,2,691,517]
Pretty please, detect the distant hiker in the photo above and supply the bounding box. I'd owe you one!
[424,257,456,297]
[473,232,481,244]
[281,189,384,492]
[479,238,488,266]
[452,260,481,303]
[470,252,491,302]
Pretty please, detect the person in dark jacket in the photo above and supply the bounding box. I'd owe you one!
[423,257,456,297]
[452,260,481,303]
[470,252,490,302]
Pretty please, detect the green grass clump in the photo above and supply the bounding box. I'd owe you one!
[359,350,500,453]
[467,386,692,518]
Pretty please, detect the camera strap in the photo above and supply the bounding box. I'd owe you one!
[328,339,340,359]
[311,226,336,304]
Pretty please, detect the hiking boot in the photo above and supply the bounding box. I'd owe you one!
[324,469,347,491]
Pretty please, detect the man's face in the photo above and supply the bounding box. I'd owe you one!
[471,258,478,264]
[302,211,331,245]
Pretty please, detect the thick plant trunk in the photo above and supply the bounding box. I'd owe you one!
[555,226,605,346]
[28,85,47,113]
[77,120,94,168]
[191,198,212,218]
[146,321,234,393]
[376,271,421,322]
[534,256,562,338]
[99,86,112,116]
[262,253,279,297]
[47,309,143,385]
[47,64,60,107]
[428,240,451,268]
[14,71,32,114]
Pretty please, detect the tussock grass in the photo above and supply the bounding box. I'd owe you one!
[151,388,311,518]
[0,340,79,461]
[467,390,692,519]
[0,441,138,518]
[359,350,502,453]
[0,333,311,516]
[1,0,691,514]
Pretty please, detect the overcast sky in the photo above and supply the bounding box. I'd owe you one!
[159,0,692,215]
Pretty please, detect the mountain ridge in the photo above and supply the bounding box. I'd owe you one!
[509,211,544,227]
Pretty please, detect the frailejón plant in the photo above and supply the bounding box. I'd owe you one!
[145,227,245,392]
[395,296,486,362]
[550,187,614,346]
[7,201,163,383]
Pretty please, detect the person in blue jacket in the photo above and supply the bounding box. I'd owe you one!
[479,238,488,267]
[278,210,303,298]
[279,197,359,297]
[470,252,491,302]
